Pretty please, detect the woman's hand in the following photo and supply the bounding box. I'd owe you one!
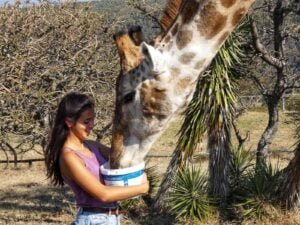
[141,173,150,194]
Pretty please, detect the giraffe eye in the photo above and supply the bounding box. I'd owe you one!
[123,91,136,104]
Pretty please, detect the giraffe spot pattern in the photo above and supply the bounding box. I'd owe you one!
[176,30,193,50]
[194,59,206,70]
[166,40,174,51]
[197,3,228,39]
[215,31,230,50]
[164,35,171,43]
[176,77,192,94]
[181,0,200,24]
[170,66,181,77]
[220,0,236,8]
[179,52,196,64]
[140,82,171,116]
[231,8,247,27]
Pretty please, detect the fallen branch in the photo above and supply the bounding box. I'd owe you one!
[0,158,44,167]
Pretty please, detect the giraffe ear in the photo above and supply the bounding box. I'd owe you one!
[141,42,167,74]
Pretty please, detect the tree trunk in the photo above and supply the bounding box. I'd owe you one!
[256,98,279,165]
[279,143,300,209]
[152,147,183,213]
[208,125,232,203]
[4,141,18,168]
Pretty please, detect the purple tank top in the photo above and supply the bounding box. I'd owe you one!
[63,142,117,208]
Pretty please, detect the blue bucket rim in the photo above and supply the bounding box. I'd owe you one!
[100,161,145,176]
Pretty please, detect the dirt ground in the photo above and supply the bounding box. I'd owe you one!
[0,162,74,225]
[1,158,300,225]
[0,159,179,225]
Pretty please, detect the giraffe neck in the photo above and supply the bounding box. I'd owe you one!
[141,0,254,111]
[157,0,252,78]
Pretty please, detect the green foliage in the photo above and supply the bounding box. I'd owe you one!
[227,147,287,220]
[229,147,253,197]
[143,164,160,201]
[233,162,282,219]
[167,166,215,220]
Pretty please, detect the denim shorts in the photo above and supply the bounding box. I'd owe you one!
[72,208,121,225]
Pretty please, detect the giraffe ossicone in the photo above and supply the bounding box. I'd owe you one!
[110,0,255,169]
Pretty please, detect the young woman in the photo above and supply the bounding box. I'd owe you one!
[44,92,149,225]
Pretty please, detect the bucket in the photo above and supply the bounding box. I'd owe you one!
[100,162,145,186]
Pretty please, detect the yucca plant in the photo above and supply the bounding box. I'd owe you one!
[235,162,282,219]
[167,166,214,220]
[142,165,160,206]
[229,146,253,198]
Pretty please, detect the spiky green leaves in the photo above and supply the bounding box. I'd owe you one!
[168,166,215,220]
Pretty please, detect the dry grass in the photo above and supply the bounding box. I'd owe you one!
[151,110,296,153]
[235,111,297,151]
[0,111,298,225]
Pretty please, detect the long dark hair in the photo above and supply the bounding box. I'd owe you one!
[44,92,95,186]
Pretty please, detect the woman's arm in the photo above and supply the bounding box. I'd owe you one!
[60,151,149,203]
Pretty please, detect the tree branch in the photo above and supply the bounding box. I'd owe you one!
[247,72,266,95]
[232,117,249,150]
[287,75,300,89]
[128,2,162,30]
[250,19,284,69]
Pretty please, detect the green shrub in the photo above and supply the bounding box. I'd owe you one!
[167,166,214,220]
[234,162,282,219]
[228,147,253,203]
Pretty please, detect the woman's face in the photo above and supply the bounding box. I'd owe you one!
[68,107,95,141]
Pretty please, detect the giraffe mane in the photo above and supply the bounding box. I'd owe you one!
[160,0,187,32]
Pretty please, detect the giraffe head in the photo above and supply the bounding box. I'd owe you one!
[110,27,173,168]
[110,0,255,168]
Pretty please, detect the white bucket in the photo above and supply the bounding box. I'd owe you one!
[100,162,145,186]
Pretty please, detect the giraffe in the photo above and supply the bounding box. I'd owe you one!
[110,0,255,169]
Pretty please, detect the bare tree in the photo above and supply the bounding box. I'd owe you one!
[0,1,120,161]
[249,0,300,165]
[278,102,300,209]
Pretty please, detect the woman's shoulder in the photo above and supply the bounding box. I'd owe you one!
[60,148,85,168]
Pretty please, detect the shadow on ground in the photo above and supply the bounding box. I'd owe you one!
[0,182,75,214]
[125,212,177,225]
